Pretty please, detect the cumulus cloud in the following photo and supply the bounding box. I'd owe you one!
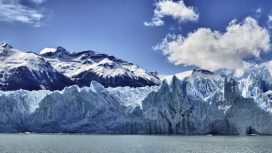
[144,0,199,27]
[40,47,56,54]
[154,17,270,77]
[0,0,48,27]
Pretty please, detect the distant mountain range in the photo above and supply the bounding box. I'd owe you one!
[0,43,160,91]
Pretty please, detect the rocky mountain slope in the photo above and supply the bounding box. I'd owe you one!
[40,46,160,88]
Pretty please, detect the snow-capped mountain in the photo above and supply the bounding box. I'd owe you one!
[0,43,74,91]
[0,68,272,134]
[0,43,160,91]
[40,46,160,88]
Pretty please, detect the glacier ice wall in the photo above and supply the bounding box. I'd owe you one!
[0,81,157,133]
[140,75,272,135]
[0,70,272,134]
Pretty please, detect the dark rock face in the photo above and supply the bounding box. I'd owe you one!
[0,65,74,91]
[11,67,72,91]
[74,70,158,88]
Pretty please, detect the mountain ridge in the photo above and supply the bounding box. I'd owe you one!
[0,43,160,91]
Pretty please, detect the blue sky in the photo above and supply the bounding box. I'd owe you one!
[1,0,272,77]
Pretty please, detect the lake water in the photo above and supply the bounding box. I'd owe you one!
[0,134,271,153]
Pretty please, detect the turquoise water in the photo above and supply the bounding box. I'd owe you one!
[0,134,271,153]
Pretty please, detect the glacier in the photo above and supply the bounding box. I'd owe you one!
[0,69,272,134]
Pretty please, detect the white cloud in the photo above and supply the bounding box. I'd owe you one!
[267,15,272,29]
[254,7,262,18]
[259,61,272,75]
[154,17,270,77]
[40,48,56,54]
[254,7,263,19]
[30,0,47,4]
[144,0,199,27]
[256,7,262,14]
[0,0,47,27]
